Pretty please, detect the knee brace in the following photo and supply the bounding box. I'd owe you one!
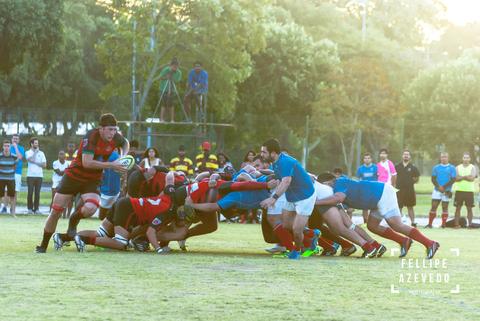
[113,234,129,247]
[82,198,100,216]
[349,223,356,231]
[52,204,65,213]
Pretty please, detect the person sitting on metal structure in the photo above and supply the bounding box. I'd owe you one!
[195,141,218,174]
[158,57,182,123]
[184,61,208,122]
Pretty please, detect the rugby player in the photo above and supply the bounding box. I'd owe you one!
[317,173,440,259]
[260,139,317,259]
[36,113,129,253]
[74,172,177,252]
[185,177,321,257]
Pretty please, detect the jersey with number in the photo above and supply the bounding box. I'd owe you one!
[65,129,126,182]
[129,194,172,225]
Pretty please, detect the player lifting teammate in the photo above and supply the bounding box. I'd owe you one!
[35,113,129,253]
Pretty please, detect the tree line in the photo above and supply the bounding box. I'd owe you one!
[1,0,479,173]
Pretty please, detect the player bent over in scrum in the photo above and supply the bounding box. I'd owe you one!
[74,172,176,253]
[36,114,129,253]
[317,173,440,259]
[312,179,385,258]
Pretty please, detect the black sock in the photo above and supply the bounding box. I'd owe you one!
[40,230,53,249]
[67,212,82,234]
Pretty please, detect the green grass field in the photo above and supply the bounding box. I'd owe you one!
[0,216,479,321]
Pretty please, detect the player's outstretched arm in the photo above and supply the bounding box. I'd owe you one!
[189,202,220,213]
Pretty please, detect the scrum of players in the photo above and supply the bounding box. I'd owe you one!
[35,113,440,260]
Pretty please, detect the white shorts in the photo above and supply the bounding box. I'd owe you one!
[52,179,61,189]
[370,184,401,220]
[283,191,316,216]
[14,174,22,192]
[431,189,450,202]
[100,193,120,209]
[267,193,287,215]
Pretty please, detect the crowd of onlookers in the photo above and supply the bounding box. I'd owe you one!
[342,148,479,229]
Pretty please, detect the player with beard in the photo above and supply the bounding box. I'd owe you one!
[260,139,317,259]
[37,114,129,253]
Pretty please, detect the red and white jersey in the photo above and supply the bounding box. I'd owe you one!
[129,194,172,225]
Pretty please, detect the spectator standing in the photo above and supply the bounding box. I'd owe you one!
[377,148,397,186]
[426,152,456,228]
[140,147,162,169]
[2,134,24,214]
[240,150,256,169]
[195,141,218,173]
[26,137,46,214]
[395,150,420,227]
[170,145,194,176]
[159,57,182,122]
[356,152,378,223]
[0,139,20,217]
[51,151,69,218]
[184,61,208,120]
[454,152,476,228]
[65,142,77,162]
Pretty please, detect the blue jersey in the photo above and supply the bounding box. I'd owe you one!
[217,190,270,210]
[10,145,25,175]
[256,175,268,183]
[333,177,385,210]
[356,164,378,181]
[100,152,121,196]
[432,163,456,192]
[273,153,314,202]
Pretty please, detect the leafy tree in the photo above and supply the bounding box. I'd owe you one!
[0,0,64,103]
[403,49,480,158]
[96,0,267,121]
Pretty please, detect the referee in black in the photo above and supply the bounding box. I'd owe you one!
[395,150,420,227]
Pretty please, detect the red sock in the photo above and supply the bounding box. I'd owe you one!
[302,229,314,248]
[273,224,295,251]
[409,228,434,248]
[441,212,448,225]
[80,235,96,245]
[428,211,436,226]
[338,238,353,249]
[361,242,374,252]
[317,237,334,250]
[380,227,408,246]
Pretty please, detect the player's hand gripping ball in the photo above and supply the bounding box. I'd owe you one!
[115,155,135,173]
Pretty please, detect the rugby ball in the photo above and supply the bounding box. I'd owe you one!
[117,155,135,171]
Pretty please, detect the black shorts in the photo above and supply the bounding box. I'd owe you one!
[397,189,416,207]
[454,191,474,208]
[56,174,99,196]
[0,180,15,197]
[113,197,138,230]
[160,92,174,107]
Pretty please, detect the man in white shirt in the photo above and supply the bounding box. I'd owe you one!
[26,137,46,214]
[51,150,69,218]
